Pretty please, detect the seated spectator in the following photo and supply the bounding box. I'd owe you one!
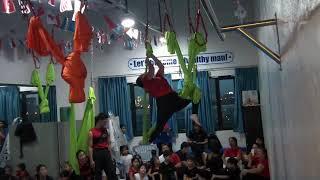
[154,124,173,155]
[187,122,208,165]
[148,157,161,180]
[120,145,133,179]
[211,157,240,180]
[16,163,30,180]
[207,134,223,154]
[159,144,181,168]
[223,137,242,164]
[176,142,191,164]
[255,137,265,148]
[35,164,53,180]
[203,148,224,174]
[160,150,177,180]
[183,156,200,180]
[134,164,149,180]
[0,120,6,150]
[241,147,270,180]
[76,150,93,180]
[120,124,129,145]
[62,161,79,180]
[1,165,16,180]
[129,156,142,180]
[59,170,70,180]
[246,143,260,169]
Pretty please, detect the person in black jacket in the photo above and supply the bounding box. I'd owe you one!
[35,164,53,180]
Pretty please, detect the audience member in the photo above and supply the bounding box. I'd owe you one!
[16,163,30,180]
[35,164,53,180]
[187,122,208,165]
[134,164,149,180]
[1,165,16,180]
[211,157,240,180]
[223,137,242,164]
[203,148,224,174]
[255,137,265,148]
[120,124,129,145]
[241,147,270,180]
[182,156,200,180]
[76,150,93,180]
[62,161,79,180]
[154,124,173,154]
[129,156,142,180]
[120,145,133,178]
[160,150,177,180]
[148,157,161,180]
[0,120,6,149]
[159,144,181,167]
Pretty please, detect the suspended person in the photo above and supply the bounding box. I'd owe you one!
[88,113,117,180]
[136,53,200,143]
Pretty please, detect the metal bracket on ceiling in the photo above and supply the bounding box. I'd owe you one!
[200,0,282,66]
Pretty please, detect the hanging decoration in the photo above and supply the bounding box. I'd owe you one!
[72,0,85,21]
[1,0,16,14]
[104,16,117,31]
[18,0,30,15]
[233,0,247,24]
[125,28,139,39]
[48,0,55,7]
[60,0,73,13]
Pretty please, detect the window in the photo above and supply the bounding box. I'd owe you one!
[214,76,235,130]
[128,84,152,136]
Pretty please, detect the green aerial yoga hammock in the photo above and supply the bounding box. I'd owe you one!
[165,31,206,104]
[31,63,55,113]
[69,87,96,174]
[142,41,153,144]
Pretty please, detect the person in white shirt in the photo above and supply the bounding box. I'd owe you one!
[134,164,149,180]
[120,145,133,178]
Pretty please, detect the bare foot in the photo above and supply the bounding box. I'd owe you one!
[190,114,201,126]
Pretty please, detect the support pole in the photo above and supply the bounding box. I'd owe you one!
[237,28,281,64]
[221,19,277,32]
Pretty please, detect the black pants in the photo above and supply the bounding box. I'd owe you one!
[93,148,117,180]
[149,92,199,142]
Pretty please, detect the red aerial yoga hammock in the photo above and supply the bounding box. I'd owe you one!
[26,11,92,103]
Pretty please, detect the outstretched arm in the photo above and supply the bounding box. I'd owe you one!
[144,57,155,80]
[150,54,164,76]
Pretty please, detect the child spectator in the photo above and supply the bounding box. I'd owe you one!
[211,157,241,180]
[120,145,133,179]
[16,163,30,180]
[160,150,176,180]
[35,164,53,180]
[183,156,200,180]
[134,164,149,180]
[76,150,93,180]
[129,155,142,180]
[1,165,16,180]
[62,161,79,180]
[148,157,161,180]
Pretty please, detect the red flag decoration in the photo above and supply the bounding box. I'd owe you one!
[104,16,116,30]
[1,0,16,14]
[48,0,55,7]
[60,0,73,13]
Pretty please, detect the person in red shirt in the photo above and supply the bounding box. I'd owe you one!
[88,113,117,180]
[77,150,93,180]
[241,147,270,180]
[136,53,200,143]
[16,163,30,180]
[223,137,242,164]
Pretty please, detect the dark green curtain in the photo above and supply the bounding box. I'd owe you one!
[98,77,133,139]
[0,86,20,125]
[233,67,259,132]
[39,86,57,122]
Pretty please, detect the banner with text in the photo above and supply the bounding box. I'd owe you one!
[128,52,233,70]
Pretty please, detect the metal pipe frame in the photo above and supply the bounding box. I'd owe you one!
[237,28,281,64]
[221,19,277,32]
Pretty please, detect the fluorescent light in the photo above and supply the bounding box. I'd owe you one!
[121,18,135,28]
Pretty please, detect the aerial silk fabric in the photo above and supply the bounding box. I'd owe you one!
[165,31,206,104]
[184,72,216,134]
[68,103,79,174]
[27,12,92,103]
[233,67,259,132]
[77,87,96,153]
[30,63,55,114]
